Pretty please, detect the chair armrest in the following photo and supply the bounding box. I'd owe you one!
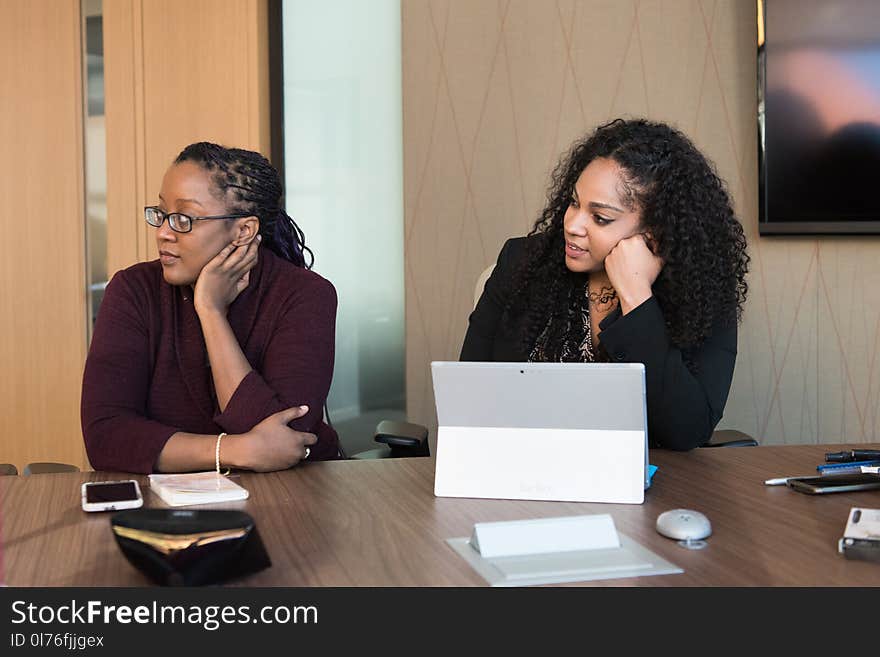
[350,446,393,460]
[374,420,430,457]
[701,429,759,448]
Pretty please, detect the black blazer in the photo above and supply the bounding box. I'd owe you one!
[460,236,738,450]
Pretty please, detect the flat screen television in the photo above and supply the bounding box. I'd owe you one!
[758,0,880,234]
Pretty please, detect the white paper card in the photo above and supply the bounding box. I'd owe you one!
[447,531,683,586]
[470,514,620,558]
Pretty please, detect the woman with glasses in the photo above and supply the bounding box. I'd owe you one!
[461,119,750,450]
[81,142,339,473]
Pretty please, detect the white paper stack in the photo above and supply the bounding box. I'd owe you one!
[147,472,249,507]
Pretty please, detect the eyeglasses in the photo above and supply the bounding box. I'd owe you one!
[144,206,251,234]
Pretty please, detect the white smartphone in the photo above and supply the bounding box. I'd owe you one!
[81,480,143,512]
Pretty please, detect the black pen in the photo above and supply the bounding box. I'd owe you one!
[825,449,880,463]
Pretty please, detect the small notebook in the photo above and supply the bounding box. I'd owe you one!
[147,472,249,507]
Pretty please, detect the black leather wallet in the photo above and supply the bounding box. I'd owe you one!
[111,509,271,586]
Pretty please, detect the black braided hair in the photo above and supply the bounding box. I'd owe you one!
[507,118,750,367]
[174,142,313,269]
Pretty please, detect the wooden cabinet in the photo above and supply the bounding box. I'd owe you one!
[105,0,270,273]
[0,0,270,472]
[0,0,88,471]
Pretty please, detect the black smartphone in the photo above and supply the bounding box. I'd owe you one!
[787,473,880,495]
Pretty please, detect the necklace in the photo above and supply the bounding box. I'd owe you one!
[577,302,594,361]
[529,283,596,362]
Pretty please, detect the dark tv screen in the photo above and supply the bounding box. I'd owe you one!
[759,0,880,234]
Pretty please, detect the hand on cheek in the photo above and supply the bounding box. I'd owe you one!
[604,233,663,314]
[193,235,261,316]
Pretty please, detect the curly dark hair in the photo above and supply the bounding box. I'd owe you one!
[506,118,749,364]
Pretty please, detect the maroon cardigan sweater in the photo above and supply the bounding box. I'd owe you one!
[81,248,340,473]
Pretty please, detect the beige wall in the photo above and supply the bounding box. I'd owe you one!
[402,0,880,445]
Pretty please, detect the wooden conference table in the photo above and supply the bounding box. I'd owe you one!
[2,444,880,586]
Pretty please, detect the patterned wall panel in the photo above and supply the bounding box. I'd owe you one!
[402,0,880,445]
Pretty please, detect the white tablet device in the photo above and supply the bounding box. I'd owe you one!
[431,362,648,504]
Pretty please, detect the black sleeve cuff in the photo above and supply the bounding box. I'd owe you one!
[598,297,670,363]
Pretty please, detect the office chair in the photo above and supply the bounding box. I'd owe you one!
[23,462,81,475]
[360,264,758,455]
[0,463,18,476]
[349,420,430,459]
[701,430,758,448]
[329,396,430,460]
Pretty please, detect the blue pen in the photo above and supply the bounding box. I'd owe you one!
[816,460,880,474]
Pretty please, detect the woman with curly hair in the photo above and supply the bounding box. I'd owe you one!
[460,119,749,450]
